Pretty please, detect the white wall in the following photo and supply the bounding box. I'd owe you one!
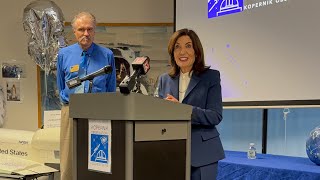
[54,0,173,23]
[1,0,173,131]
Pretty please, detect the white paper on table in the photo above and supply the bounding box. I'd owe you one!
[0,154,58,175]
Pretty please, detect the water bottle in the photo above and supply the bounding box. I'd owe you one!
[153,83,159,98]
[247,143,257,159]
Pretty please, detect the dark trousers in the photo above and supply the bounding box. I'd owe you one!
[191,162,218,180]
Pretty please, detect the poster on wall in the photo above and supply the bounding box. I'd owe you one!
[5,80,22,102]
[88,119,112,173]
[2,62,27,79]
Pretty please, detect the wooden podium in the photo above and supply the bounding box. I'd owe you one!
[69,93,192,180]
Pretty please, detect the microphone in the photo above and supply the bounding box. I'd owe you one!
[119,56,150,94]
[66,65,113,89]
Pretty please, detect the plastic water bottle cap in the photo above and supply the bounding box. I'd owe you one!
[250,143,255,146]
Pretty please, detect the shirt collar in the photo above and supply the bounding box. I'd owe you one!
[180,70,193,78]
[79,43,95,56]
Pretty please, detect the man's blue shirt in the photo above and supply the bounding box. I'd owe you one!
[57,43,116,104]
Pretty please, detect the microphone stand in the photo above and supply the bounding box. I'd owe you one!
[66,65,112,93]
[132,76,142,94]
[88,80,94,93]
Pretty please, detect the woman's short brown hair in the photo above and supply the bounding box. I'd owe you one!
[167,28,209,77]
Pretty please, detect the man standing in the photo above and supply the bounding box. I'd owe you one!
[56,12,116,180]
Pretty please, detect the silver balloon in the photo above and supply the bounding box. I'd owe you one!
[23,0,65,113]
[23,0,66,71]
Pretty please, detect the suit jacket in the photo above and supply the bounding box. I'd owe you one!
[158,69,225,167]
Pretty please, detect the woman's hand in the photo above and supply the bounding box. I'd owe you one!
[165,94,179,103]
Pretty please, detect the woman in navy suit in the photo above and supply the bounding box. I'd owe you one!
[157,28,225,180]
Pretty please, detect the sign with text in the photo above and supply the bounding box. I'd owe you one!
[88,120,112,173]
[43,110,61,128]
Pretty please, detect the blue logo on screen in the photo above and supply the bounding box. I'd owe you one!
[90,134,109,164]
[208,0,244,19]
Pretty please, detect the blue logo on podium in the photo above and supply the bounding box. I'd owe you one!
[90,134,109,164]
[208,0,244,19]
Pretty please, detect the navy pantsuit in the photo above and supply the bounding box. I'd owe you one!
[158,69,225,180]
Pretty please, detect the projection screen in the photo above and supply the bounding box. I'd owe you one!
[175,0,320,106]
